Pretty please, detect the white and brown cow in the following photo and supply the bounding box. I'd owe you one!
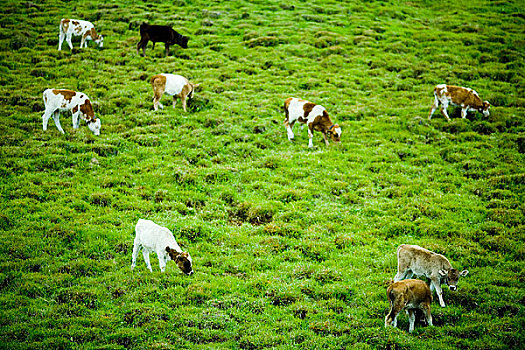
[150,74,199,112]
[58,19,104,50]
[284,97,341,148]
[385,279,433,333]
[429,84,490,121]
[42,89,101,135]
[394,244,469,308]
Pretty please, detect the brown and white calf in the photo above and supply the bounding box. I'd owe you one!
[42,89,101,135]
[150,74,199,112]
[131,219,194,275]
[59,19,103,50]
[284,97,341,148]
[394,244,469,308]
[385,279,433,333]
[429,84,490,121]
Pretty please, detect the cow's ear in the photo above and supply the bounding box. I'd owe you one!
[459,270,469,277]
[438,269,447,277]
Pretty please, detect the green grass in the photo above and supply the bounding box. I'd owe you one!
[0,0,524,349]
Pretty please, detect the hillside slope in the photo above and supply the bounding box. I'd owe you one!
[0,0,524,349]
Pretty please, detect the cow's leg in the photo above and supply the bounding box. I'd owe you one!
[142,250,153,272]
[75,113,82,128]
[440,101,451,121]
[180,95,188,112]
[431,278,446,307]
[307,124,315,148]
[158,253,167,272]
[422,303,433,327]
[52,111,65,134]
[461,107,468,119]
[165,44,170,57]
[137,38,148,56]
[131,239,140,270]
[153,89,165,111]
[71,111,79,129]
[80,34,86,48]
[428,97,439,120]
[58,31,65,50]
[42,109,53,131]
[407,309,416,333]
[284,119,295,141]
[66,34,73,50]
[322,132,330,146]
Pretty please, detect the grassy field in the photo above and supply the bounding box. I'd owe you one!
[0,0,524,349]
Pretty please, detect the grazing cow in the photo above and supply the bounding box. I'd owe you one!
[385,279,433,333]
[150,74,199,112]
[284,97,341,148]
[131,219,194,275]
[58,19,104,50]
[394,244,469,308]
[137,23,188,57]
[429,84,490,121]
[42,89,101,135]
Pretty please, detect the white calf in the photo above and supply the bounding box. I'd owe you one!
[131,219,194,275]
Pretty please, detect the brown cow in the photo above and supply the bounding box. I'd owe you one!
[385,279,433,333]
[429,84,490,121]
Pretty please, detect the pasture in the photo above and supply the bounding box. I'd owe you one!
[0,0,524,349]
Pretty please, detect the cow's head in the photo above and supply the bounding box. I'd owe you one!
[96,35,104,48]
[180,35,189,49]
[166,247,194,275]
[189,83,200,99]
[438,268,469,291]
[479,101,490,117]
[327,123,342,143]
[88,118,101,136]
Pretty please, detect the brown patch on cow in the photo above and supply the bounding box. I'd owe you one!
[72,105,79,113]
[151,74,167,88]
[89,28,99,40]
[166,247,193,275]
[73,21,82,34]
[151,75,167,110]
[61,19,70,32]
[302,102,316,119]
[79,100,95,119]
[53,89,76,102]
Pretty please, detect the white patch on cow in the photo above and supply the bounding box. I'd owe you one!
[161,74,189,96]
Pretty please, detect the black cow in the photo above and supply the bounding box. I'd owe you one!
[137,23,188,57]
